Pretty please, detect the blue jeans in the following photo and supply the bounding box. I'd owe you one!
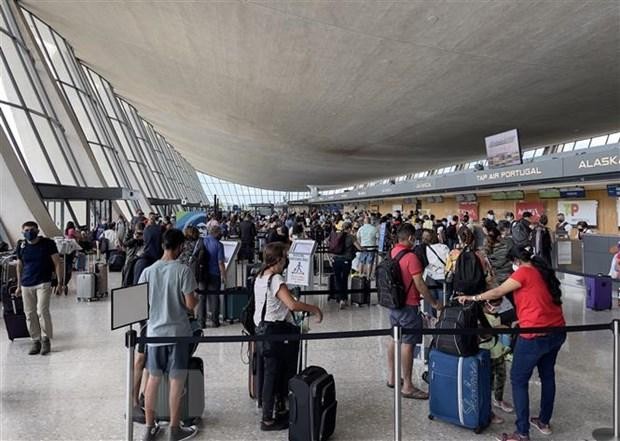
[511,332,566,436]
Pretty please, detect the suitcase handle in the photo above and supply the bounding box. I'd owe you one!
[289,392,297,423]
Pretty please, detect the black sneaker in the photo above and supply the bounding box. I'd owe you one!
[132,405,146,424]
[141,423,161,441]
[168,425,198,441]
[40,338,51,355]
[28,340,41,355]
[260,419,288,431]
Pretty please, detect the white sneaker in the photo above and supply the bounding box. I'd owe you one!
[493,398,514,413]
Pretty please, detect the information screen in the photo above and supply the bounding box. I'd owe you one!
[291,242,314,254]
[111,283,149,330]
[485,129,522,169]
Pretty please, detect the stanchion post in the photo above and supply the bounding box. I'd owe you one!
[393,325,402,441]
[593,319,620,441]
[125,326,137,441]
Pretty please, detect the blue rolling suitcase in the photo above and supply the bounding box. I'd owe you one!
[428,349,491,434]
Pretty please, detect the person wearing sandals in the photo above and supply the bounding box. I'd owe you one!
[458,245,565,441]
[253,242,323,431]
[386,223,443,400]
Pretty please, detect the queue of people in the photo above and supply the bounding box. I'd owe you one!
[6,203,589,441]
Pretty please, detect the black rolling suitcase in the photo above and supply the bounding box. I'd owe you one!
[3,285,30,341]
[288,314,337,441]
[288,366,337,441]
[108,251,126,272]
[350,275,370,306]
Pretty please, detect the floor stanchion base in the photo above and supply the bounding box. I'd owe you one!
[593,428,619,441]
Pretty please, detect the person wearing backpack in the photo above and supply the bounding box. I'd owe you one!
[383,224,443,400]
[511,212,534,248]
[423,230,450,317]
[329,222,361,309]
[458,245,566,441]
[445,227,493,297]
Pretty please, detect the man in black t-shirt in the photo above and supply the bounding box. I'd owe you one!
[16,221,61,355]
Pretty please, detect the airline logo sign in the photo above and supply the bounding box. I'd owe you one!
[557,200,598,226]
[577,155,618,169]
[474,166,545,183]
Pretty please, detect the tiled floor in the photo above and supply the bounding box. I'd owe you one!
[0,273,617,441]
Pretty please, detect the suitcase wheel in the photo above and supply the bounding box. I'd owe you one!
[474,427,482,434]
[428,414,434,421]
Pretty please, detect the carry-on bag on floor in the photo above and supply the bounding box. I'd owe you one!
[224,287,249,324]
[350,275,370,306]
[155,356,205,426]
[586,274,612,310]
[3,286,30,341]
[95,263,108,297]
[108,251,126,272]
[428,349,491,434]
[289,366,337,441]
[248,340,264,405]
[76,273,96,302]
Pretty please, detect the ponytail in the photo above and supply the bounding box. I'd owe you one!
[509,245,562,306]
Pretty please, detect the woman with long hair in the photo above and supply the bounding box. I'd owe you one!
[254,242,323,431]
[458,245,566,441]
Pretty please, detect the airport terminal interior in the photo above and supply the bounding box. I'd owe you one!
[1,1,619,441]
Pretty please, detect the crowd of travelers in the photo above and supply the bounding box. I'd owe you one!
[8,205,592,441]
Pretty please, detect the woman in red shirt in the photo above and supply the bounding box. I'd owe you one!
[459,245,565,441]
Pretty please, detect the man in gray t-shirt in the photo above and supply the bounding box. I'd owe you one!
[138,229,198,441]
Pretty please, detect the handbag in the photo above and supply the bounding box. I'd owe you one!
[425,245,446,288]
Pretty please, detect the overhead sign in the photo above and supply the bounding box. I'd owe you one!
[607,184,620,197]
[286,239,316,287]
[485,129,522,168]
[559,187,586,198]
[557,200,598,226]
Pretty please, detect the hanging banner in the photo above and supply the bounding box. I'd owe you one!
[458,202,479,222]
[557,200,598,226]
[516,202,545,222]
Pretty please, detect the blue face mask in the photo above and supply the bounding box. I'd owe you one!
[24,229,38,242]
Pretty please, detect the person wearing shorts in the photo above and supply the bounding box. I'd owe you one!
[139,229,198,441]
[386,223,442,400]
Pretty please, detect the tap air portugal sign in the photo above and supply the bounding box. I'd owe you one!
[557,200,598,226]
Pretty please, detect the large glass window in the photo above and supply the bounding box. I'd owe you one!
[1,0,81,185]
[197,172,308,209]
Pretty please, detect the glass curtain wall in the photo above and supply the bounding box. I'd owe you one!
[22,8,207,216]
[197,172,308,210]
[0,0,82,186]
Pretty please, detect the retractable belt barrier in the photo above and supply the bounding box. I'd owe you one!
[557,268,620,283]
[196,287,377,296]
[125,320,619,441]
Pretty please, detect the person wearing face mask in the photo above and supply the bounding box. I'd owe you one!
[555,213,571,237]
[253,242,323,431]
[15,221,62,356]
[138,228,199,441]
[198,224,227,328]
[458,245,565,441]
[486,210,498,228]
[576,221,592,240]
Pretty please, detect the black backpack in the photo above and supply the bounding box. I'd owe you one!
[413,244,429,269]
[328,231,346,255]
[432,301,490,356]
[376,249,414,309]
[452,247,486,295]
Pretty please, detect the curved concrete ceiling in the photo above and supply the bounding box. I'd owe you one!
[22,1,620,191]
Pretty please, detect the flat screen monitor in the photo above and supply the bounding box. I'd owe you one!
[485,129,522,169]
[539,188,561,199]
[111,283,149,330]
[290,242,314,254]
